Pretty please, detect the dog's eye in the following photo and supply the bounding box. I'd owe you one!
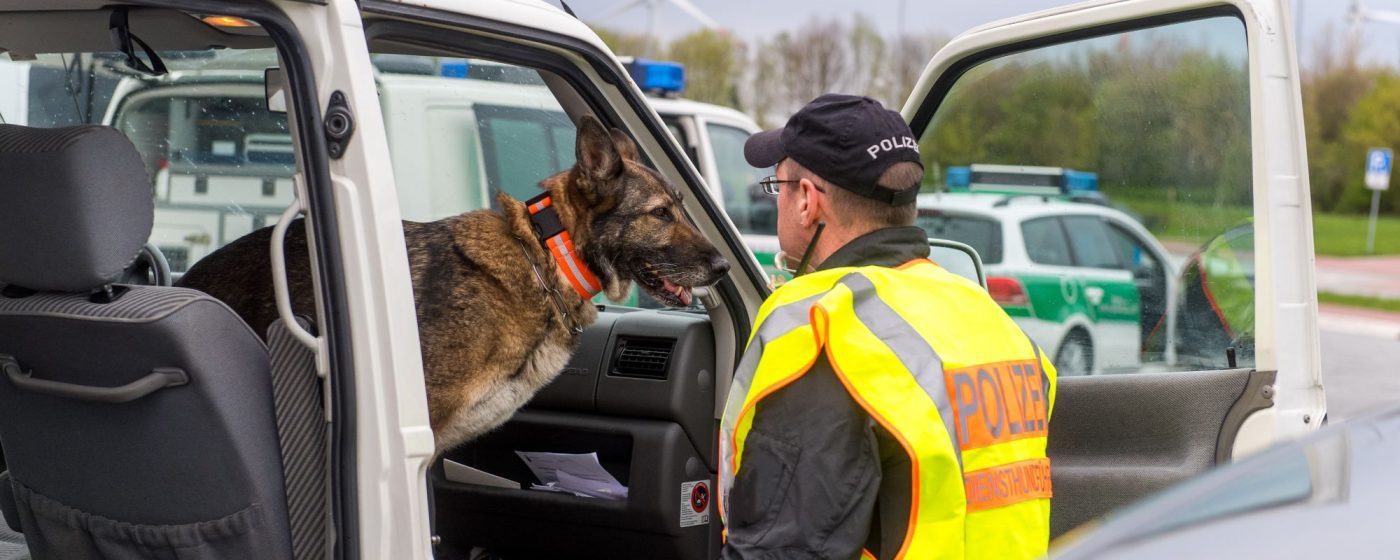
[651,207,673,222]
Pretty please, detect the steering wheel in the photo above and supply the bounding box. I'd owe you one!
[120,242,173,287]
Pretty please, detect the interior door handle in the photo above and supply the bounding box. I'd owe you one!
[0,354,187,403]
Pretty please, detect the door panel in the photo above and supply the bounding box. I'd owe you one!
[1047,369,1265,537]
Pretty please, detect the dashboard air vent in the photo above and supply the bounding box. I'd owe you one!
[611,337,674,380]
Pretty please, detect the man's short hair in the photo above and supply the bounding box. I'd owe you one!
[789,160,922,229]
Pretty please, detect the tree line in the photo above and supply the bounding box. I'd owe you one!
[597,18,1398,216]
[594,15,947,127]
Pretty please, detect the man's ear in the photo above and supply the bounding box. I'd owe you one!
[609,128,640,162]
[798,177,822,228]
[576,115,622,181]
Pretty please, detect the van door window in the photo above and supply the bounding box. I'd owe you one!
[370,53,669,308]
[375,58,575,221]
[476,104,576,204]
[918,15,1252,373]
[706,123,773,235]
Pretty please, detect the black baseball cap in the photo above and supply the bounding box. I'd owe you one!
[745,93,923,205]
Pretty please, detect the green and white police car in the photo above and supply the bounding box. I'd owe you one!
[919,165,1177,376]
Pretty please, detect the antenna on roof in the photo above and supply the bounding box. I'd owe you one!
[558,0,579,19]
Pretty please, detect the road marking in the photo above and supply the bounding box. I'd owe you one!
[1318,312,1400,341]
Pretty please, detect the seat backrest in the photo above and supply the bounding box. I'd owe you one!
[0,124,293,560]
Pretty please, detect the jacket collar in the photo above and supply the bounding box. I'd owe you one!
[525,192,603,299]
[818,226,931,271]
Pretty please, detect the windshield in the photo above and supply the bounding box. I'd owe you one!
[1,49,292,275]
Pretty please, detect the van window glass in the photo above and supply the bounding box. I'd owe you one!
[918,15,1252,374]
[0,48,294,275]
[1021,218,1073,267]
[375,59,575,222]
[1107,222,1169,355]
[1062,216,1123,269]
[916,212,1003,265]
[477,105,576,204]
[707,123,774,236]
[663,116,687,147]
[371,53,669,309]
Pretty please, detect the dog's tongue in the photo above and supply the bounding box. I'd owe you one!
[661,278,693,306]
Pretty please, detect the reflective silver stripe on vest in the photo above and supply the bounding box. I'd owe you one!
[719,292,825,520]
[838,272,962,467]
[1024,331,1050,404]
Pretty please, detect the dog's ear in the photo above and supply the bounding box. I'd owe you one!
[576,115,622,182]
[609,128,639,162]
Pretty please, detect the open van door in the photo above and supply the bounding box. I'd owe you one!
[271,1,765,557]
[900,0,1322,537]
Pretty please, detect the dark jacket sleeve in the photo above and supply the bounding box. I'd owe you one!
[721,356,881,560]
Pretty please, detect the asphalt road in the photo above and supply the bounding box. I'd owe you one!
[1322,328,1400,421]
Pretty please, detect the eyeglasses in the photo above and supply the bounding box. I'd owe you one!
[758,176,799,195]
[758,175,825,196]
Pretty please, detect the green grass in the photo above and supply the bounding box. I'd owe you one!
[1318,291,1400,313]
[1109,193,1400,256]
[1312,212,1400,257]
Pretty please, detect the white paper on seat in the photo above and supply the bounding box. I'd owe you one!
[442,459,521,489]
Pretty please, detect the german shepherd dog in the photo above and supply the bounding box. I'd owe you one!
[178,115,729,453]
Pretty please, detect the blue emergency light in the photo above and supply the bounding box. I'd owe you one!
[625,59,685,96]
[946,166,972,190]
[1062,169,1099,193]
[439,60,469,78]
[944,164,1099,195]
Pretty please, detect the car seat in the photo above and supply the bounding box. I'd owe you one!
[0,124,297,559]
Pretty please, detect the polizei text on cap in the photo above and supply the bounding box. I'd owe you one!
[867,136,919,160]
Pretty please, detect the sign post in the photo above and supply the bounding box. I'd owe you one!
[1365,148,1393,255]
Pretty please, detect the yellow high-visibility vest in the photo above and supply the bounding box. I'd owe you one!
[719,259,1057,560]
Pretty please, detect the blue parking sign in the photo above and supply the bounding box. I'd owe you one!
[1365,148,1393,191]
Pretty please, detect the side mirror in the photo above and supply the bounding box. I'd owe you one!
[264,67,286,114]
[929,238,987,290]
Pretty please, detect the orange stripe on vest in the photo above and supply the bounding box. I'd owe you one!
[963,458,1052,512]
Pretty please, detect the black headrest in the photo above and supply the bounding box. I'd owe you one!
[0,124,153,292]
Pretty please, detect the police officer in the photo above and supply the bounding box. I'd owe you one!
[718,94,1058,560]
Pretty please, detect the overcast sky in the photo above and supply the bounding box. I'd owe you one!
[563,0,1400,68]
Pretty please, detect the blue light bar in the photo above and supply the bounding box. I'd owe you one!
[626,59,685,95]
[440,60,469,78]
[945,166,971,190]
[1062,169,1099,192]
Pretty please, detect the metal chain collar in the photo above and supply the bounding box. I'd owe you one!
[514,236,586,336]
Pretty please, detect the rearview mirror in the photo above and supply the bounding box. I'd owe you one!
[264,67,286,114]
[929,238,986,290]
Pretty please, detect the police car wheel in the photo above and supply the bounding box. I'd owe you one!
[1055,331,1094,376]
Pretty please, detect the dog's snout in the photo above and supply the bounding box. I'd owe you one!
[708,254,730,277]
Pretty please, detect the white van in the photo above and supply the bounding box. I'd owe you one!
[0,1,1323,558]
[106,58,576,273]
